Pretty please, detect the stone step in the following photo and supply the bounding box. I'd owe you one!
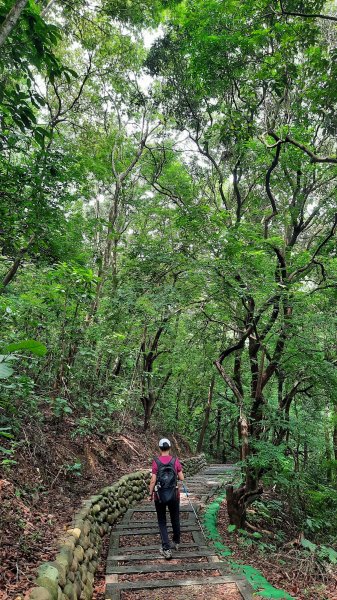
[113,524,200,534]
[115,515,196,527]
[108,542,207,554]
[106,574,245,592]
[126,506,195,513]
[106,549,216,562]
[107,561,224,575]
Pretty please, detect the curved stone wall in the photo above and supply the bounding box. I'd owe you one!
[28,454,206,600]
[181,453,207,476]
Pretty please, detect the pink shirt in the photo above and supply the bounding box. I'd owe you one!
[151,455,182,475]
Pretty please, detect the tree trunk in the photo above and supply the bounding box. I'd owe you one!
[209,430,215,456]
[196,375,215,452]
[226,482,263,528]
[0,0,28,49]
[303,441,308,469]
[239,411,249,462]
[143,397,154,432]
[226,485,246,528]
[231,420,236,451]
[222,443,227,463]
[1,234,35,291]
[333,407,337,486]
[175,383,182,421]
[324,417,332,482]
[215,407,221,457]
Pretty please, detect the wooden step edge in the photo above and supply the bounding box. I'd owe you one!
[113,525,200,534]
[106,550,215,561]
[105,574,247,591]
[108,542,208,553]
[106,561,225,574]
[127,506,195,513]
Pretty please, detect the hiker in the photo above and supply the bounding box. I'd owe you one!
[149,438,184,559]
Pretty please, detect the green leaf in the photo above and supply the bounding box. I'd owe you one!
[34,131,45,147]
[319,545,337,564]
[4,340,47,357]
[326,548,337,564]
[227,524,237,533]
[0,446,13,455]
[0,363,14,379]
[301,538,316,552]
[0,428,13,439]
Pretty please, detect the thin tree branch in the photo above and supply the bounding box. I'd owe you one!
[264,143,281,238]
[279,0,337,22]
[268,131,337,164]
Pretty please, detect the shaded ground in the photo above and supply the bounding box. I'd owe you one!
[0,417,190,599]
[217,493,337,600]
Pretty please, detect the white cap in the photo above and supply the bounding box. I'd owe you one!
[159,438,171,448]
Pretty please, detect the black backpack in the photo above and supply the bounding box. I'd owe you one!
[154,456,177,503]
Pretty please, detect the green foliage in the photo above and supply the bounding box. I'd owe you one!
[301,537,337,565]
[0,426,17,467]
[0,339,47,382]
[4,340,47,357]
[64,460,82,476]
[48,397,73,418]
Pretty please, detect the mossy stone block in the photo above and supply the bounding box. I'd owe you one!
[91,504,100,515]
[63,582,76,600]
[35,577,58,600]
[79,564,87,584]
[37,563,59,583]
[53,560,68,588]
[29,587,52,600]
[57,547,74,567]
[67,571,75,583]
[74,546,84,563]
[67,528,81,541]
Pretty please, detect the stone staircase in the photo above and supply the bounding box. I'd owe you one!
[105,465,254,600]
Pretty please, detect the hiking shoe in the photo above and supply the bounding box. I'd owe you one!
[160,548,172,560]
[170,543,179,551]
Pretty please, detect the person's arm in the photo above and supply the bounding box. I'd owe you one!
[175,457,184,482]
[149,473,157,499]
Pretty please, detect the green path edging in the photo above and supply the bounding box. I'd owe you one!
[204,491,294,600]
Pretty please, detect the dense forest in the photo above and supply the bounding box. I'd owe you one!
[0,0,337,597]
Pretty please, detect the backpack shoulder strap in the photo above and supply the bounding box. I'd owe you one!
[154,456,161,467]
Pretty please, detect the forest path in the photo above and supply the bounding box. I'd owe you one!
[104,464,254,600]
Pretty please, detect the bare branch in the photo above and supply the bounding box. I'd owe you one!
[268,131,337,164]
[264,143,281,238]
[279,0,337,22]
[41,0,57,17]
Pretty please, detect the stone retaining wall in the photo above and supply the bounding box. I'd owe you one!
[28,454,206,600]
[181,453,207,476]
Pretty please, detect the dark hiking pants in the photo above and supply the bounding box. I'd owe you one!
[155,498,180,550]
